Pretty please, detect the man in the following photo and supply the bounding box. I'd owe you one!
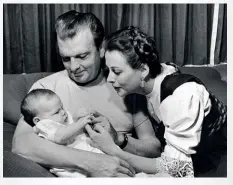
[12,10,161,177]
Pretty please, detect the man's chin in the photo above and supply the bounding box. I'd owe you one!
[72,76,89,84]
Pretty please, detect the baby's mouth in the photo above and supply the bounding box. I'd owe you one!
[64,116,68,123]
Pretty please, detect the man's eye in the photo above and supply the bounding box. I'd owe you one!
[78,54,88,60]
[62,57,70,62]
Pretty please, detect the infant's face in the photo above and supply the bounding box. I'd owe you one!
[36,95,68,125]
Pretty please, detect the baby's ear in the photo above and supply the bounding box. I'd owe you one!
[33,117,40,125]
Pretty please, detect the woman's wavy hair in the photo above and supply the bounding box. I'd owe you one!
[103,26,161,78]
[55,10,104,50]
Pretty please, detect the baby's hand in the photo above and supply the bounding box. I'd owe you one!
[76,114,94,127]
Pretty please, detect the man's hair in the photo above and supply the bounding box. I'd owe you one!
[21,89,57,126]
[55,10,105,50]
[103,26,161,78]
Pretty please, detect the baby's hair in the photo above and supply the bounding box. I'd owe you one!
[103,26,161,78]
[21,89,57,126]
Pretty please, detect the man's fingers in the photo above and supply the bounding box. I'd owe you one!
[118,166,135,177]
[119,158,136,176]
[116,173,131,177]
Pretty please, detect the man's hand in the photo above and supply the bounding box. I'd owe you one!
[86,152,135,177]
[91,112,124,146]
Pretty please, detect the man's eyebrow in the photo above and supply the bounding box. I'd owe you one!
[60,53,68,57]
[60,52,90,58]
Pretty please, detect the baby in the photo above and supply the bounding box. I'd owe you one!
[20,88,103,177]
[21,88,149,178]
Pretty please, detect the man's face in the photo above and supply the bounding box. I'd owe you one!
[57,28,101,83]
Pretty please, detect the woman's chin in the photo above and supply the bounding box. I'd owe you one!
[117,90,130,97]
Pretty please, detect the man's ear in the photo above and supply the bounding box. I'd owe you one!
[140,64,150,79]
[33,117,40,125]
[99,41,105,58]
[100,47,105,58]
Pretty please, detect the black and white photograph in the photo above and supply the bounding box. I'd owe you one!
[2,2,228,181]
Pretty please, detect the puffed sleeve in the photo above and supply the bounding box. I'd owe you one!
[36,119,64,142]
[159,82,211,160]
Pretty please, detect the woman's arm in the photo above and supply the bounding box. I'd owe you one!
[120,115,161,157]
[12,117,135,177]
[121,94,161,157]
[86,125,193,176]
[110,146,193,176]
[91,112,161,158]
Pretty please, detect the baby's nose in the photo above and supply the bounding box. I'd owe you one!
[60,109,66,116]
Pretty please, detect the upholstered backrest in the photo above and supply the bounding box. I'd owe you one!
[3,67,227,126]
[180,67,227,105]
[3,73,52,126]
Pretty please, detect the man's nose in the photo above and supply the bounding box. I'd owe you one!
[70,58,80,71]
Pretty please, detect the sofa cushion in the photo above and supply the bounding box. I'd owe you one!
[3,73,52,126]
[180,67,227,105]
[3,151,55,177]
[3,121,16,152]
[213,64,227,82]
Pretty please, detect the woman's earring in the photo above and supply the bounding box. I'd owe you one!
[140,77,145,88]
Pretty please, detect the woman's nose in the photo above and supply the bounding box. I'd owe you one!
[107,72,115,83]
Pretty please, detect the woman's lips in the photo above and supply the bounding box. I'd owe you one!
[113,86,121,92]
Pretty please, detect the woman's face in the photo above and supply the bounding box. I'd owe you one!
[105,50,142,97]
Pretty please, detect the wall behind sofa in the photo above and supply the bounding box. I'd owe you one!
[3,4,227,74]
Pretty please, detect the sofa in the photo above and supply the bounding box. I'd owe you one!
[3,65,227,177]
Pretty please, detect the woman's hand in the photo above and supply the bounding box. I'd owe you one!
[91,113,124,146]
[85,124,120,155]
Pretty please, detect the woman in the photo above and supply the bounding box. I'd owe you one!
[85,26,227,177]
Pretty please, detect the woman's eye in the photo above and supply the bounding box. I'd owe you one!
[113,71,121,75]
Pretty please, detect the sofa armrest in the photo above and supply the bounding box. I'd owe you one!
[3,151,55,177]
